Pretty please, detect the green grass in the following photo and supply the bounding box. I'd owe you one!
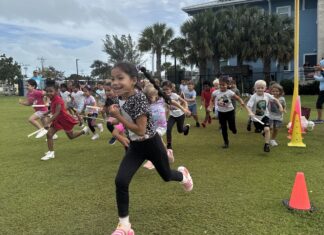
[1,95,324,235]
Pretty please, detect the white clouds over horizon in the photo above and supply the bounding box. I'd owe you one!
[0,0,202,77]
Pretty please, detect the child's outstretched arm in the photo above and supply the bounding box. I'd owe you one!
[170,100,191,116]
[109,104,147,136]
[44,104,61,128]
[233,95,254,116]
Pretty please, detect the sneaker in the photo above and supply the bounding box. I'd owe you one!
[183,124,190,136]
[109,137,117,145]
[82,126,89,135]
[201,122,206,128]
[195,122,200,127]
[41,151,55,161]
[143,160,155,170]
[222,143,229,149]
[91,133,99,140]
[35,129,48,139]
[178,166,193,192]
[264,143,270,152]
[53,134,58,140]
[167,149,174,163]
[98,123,104,133]
[269,140,278,147]
[247,121,251,131]
[111,223,135,235]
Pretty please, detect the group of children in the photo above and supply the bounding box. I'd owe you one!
[20,61,288,234]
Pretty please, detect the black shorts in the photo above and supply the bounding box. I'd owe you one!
[253,116,270,130]
[316,91,324,109]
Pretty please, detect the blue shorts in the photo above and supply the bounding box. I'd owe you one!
[269,119,283,129]
[188,104,197,115]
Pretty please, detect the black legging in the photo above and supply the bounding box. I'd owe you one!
[166,114,186,147]
[115,134,183,217]
[218,110,237,145]
[87,113,98,133]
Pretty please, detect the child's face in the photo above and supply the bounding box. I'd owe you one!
[188,84,194,91]
[162,86,172,96]
[73,86,79,92]
[111,67,136,97]
[105,86,115,98]
[214,83,219,89]
[60,87,67,92]
[181,80,187,85]
[219,81,228,92]
[255,84,266,95]
[98,84,104,90]
[46,87,56,99]
[270,87,280,98]
[83,89,91,97]
[147,92,158,103]
[203,84,210,90]
[26,83,35,92]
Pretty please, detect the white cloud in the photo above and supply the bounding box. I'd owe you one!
[0,0,201,77]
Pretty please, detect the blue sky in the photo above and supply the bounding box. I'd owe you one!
[0,0,204,77]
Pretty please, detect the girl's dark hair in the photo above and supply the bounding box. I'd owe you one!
[203,80,211,86]
[27,79,37,88]
[83,85,92,91]
[46,81,58,90]
[219,75,231,84]
[113,62,138,78]
[73,83,80,89]
[60,83,67,89]
[161,80,172,88]
[140,67,171,105]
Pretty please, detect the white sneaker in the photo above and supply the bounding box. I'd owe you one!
[82,126,89,135]
[53,134,58,140]
[91,133,99,140]
[41,151,55,161]
[98,123,104,133]
[269,139,278,147]
[35,129,48,138]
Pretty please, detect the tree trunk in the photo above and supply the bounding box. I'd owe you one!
[213,55,221,75]
[263,57,271,85]
[156,49,162,79]
[236,53,243,67]
[199,59,208,81]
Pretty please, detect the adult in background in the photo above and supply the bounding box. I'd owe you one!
[313,59,324,122]
[31,70,45,90]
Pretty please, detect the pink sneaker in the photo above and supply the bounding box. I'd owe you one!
[167,149,174,163]
[111,224,135,235]
[178,166,193,192]
[143,160,155,170]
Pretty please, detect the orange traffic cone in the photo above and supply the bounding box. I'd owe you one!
[283,172,315,211]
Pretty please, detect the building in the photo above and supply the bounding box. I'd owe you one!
[182,0,320,84]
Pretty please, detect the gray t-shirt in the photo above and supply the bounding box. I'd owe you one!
[212,89,235,112]
[184,89,197,106]
[268,96,285,121]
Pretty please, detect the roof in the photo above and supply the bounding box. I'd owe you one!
[182,0,264,13]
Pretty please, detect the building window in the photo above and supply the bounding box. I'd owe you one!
[283,62,291,71]
[276,6,291,17]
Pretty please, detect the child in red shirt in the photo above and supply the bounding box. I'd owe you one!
[41,83,89,161]
[201,81,212,127]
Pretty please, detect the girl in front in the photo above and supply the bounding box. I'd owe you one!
[108,62,193,235]
[41,82,89,161]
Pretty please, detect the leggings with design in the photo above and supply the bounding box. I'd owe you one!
[115,134,183,217]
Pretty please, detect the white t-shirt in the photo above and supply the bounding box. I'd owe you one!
[269,96,286,121]
[169,93,184,117]
[179,84,188,94]
[96,89,106,106]
[71,91,84,106]
[211,89,235,112]
[247,93,275,119]
[60,91,71,103]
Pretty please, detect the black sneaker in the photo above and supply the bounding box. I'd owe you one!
[196,122,200,127]
[109,137,117,145]
[183,124,190,136]
[247,120,251,131]
[264,143,270,152]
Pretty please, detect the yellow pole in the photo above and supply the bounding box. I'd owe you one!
[289,0,300,122]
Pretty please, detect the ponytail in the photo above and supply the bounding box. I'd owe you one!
[139,67,171,105]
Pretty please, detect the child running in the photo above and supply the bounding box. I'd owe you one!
[83,85,104,140]
[162,80,191,150]
[19,79,49,138]
[268,83,286,146]
[108,62,193,235]
[184,80,200,127]
[209,76,253,148]
[70,83,84,126]
[41,82,89,161]
[247,80,283,152]
[201,80,213,127]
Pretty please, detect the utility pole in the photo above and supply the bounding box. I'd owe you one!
[76,59,79,76]
[37,57,46,73]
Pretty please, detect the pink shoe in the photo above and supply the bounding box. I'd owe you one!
[111,224,135,235]
[143,160,155,170]
[178,166,193,192]
[167,149,174,163]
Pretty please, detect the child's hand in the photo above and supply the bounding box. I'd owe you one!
[108,104,120,117]
[117,135,130,147]
[184,109,191,116]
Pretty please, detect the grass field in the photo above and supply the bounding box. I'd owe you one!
[1,95,324,235]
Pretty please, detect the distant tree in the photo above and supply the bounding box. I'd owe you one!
[138,23,174,78]
[103,34,142,65]
[42,66,65,81]
[0,54,23,84]
[90,60,112,80]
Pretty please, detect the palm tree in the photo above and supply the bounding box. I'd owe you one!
[181,11,213,80]
[167,37,187,81]
[257,13,294,82]
[138,23,174,78]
